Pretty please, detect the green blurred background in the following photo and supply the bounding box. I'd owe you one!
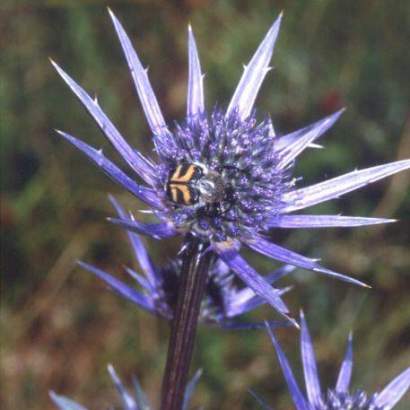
[1,0,410,409]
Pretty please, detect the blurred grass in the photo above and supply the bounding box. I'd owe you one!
[1,0,409,409]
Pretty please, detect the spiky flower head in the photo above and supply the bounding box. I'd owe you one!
[259,313,410,410]
[50,365,201,410]
[80,196,293,330]
[52,9,410,324]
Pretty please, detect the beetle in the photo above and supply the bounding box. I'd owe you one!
[166,162,226,207]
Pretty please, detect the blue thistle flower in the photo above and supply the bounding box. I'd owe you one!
[50,365,201,410]
[51,10,410,325]
[259,313,410,409]
[79,195,293,330]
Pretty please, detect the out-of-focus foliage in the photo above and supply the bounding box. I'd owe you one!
[1,1,409,409]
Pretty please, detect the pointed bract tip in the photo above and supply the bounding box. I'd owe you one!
[49,58,59,69]
[107,364,123,384]
[107,364,122,383]
[271,11,283,28]
[262,12,283,39]
[54,129,72,141]
[76,260,95,270]
[291,318,300,330]
[107,7,121,27]
[107,6,115,19]
[299,311,308,330]
[348,331,353,342]
[334,106,347,118]
[356,278,372,288]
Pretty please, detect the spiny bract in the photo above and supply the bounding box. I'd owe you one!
[78,195,294,330]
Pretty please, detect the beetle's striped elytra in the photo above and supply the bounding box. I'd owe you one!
[166,162,232,209]
[166,163,204,205]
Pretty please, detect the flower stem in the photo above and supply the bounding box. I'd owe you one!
[160,236,212,410]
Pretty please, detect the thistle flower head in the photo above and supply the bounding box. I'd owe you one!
[80,196,293,330]
[152,109,289,243]
[259,313,410,410]
[52,9,410,325]
[50,365,201,410]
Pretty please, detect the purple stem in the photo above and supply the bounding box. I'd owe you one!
[160,237,213,410]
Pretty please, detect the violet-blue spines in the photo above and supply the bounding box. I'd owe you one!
[79,197,294,329]
[324,389,384,410]
[262,313,410,410]
[53,9,410,325]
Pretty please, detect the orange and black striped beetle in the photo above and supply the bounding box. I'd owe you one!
[166,162,226,206]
